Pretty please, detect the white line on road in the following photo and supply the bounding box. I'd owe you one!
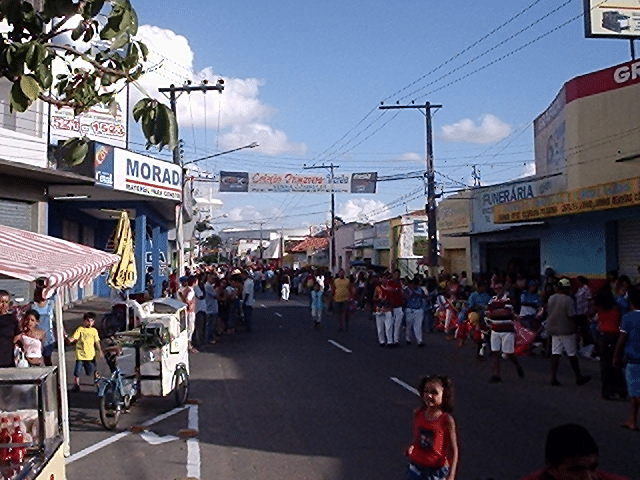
[328,339,352,353]
[65,405,188,464]
[274,312,283,318]
[260,304,266,308]
[390,377,419,396]
[187,404,200,479]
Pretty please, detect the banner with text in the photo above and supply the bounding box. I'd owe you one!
[219,171,377,193]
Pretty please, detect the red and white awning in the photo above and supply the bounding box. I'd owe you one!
[0,224,119,297]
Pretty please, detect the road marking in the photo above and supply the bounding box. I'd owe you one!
[140,430,178,445]
[390,377,419,396]
[274,312,283,318]
[187,404,200,479]
[65,405,188,464]
[260,303,266,308]
[328,339,352,353]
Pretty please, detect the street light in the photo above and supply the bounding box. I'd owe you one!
[183,142,259,166]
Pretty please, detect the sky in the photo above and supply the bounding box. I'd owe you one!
[124,0,635,233]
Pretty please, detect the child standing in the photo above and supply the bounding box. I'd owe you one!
[404,375,459,480]
[66,312,101,392]
[310,282,324,329]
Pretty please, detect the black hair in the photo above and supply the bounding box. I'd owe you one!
[83,312,96,321]
[628,287,640,311]
[545,424,598,466]
[417,375,454,413]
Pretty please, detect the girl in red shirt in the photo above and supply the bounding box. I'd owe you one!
[404,375,459,480]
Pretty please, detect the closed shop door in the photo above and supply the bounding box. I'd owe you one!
[618,218,640,279]
[0,200,33,302]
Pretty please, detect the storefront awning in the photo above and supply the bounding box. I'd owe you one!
[0,224,119,298]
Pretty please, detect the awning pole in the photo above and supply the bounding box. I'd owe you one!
[54,293,71,456]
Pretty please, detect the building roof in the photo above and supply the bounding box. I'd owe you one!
[290,236,329,253]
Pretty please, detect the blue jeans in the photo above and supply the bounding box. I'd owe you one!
[404,462,449,480]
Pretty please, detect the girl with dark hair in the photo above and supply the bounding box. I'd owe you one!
[404,375,458,480]
[594,286,626,400]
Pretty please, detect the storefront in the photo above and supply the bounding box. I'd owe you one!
[47,142,181,298]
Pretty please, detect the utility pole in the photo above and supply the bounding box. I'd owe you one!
[472,165,481,187]
[158,80,224,276]
[304,163,339,272]
[379,101,442,271]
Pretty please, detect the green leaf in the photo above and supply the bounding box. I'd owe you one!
[42,0,79,19]
[82,0,105,19]
[19,75,41,101]
[132,98,152,122]
[35,65,53,90]
[60,137,90,166]
[10,81,31,113]
[110,31,129,51]
[71,22,84,41]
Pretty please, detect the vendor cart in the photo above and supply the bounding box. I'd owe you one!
[0,367,65,480]
[97,297,189,430]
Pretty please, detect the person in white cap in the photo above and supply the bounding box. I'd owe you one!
[547,277,591,386]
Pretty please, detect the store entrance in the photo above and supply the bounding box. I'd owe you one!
[484,239,540,281]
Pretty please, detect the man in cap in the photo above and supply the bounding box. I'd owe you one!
[546,278,590,386]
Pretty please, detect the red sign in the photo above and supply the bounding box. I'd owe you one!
[565,59,640,104]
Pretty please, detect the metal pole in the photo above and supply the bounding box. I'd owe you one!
[631,39,636,60]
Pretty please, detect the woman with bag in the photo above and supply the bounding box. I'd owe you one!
[14,309,44,366]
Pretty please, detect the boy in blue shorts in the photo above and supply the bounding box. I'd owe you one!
[66,312,101,392]
[614,287,640,431]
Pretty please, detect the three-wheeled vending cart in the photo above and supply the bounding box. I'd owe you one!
[136,297,190,403]
[0,367,65,480]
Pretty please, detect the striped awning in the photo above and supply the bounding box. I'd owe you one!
[0,224,119,298]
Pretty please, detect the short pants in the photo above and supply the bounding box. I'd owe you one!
[404,462,449,480]
[626,363,640,397]
[73,359,96,377]
[551,334,577,356]
[490,331,515,354]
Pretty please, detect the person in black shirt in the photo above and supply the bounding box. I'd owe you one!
[0,290,19,368]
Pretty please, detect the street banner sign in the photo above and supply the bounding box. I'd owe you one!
[219,171,377,193]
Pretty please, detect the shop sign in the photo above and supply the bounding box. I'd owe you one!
[494,177,640,223]
[103,148,182,200]
[471,175,565,233]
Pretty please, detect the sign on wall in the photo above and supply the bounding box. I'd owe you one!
[534,87,567,178]
[494,177,640,223]
[584,0,640,38]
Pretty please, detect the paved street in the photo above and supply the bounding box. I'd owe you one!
[63,294,638,480]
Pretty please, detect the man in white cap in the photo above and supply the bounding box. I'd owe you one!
[547,277,591,386]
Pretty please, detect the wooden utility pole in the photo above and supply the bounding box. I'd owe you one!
[379,102,442,270]
[303,163,339,272]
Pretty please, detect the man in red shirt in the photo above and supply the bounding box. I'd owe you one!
[387,269,405,347]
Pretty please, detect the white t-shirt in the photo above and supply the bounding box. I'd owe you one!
[243,278,255,307]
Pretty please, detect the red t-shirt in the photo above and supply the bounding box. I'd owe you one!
[407,410,451,468]
[387,280,405,308]
[596,306,622,334]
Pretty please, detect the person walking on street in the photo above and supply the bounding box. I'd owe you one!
[405,277,427,347]
[547,278,591,386]
[66,312,101,392]
[310,282,324,329]
[388,269,406,346]
[179,275,198,353]
[331,269,353,331]
[373,276,393,346]
[614,287,640,431]
[403,375,459,480]
[242,270,255,332]
[204,273,219,343]
[485,282,524,383]
[593,286,626,400]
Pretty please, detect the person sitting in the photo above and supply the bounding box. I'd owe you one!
[519,423,630,480]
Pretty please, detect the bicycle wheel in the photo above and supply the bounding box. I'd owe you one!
[99,383,122,430]
[173,367,189,406]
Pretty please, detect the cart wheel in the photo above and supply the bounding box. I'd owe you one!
[173,367,189,406]
[99,384,121,430]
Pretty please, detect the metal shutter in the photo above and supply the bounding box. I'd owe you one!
[0,200,33,302]
[618,218,640,279]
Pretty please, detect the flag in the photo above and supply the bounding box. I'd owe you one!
[107,211,137,289]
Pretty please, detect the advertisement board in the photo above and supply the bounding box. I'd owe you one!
[534,87,567,178]
[494,177,640,223]
[49,56,128,148]
[218,171,378,193]
[584,0,640,38]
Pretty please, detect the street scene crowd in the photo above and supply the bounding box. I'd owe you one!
[1,261,639,480]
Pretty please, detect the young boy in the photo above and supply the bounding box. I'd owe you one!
[66,312,101,392]
[614,286,640,431]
